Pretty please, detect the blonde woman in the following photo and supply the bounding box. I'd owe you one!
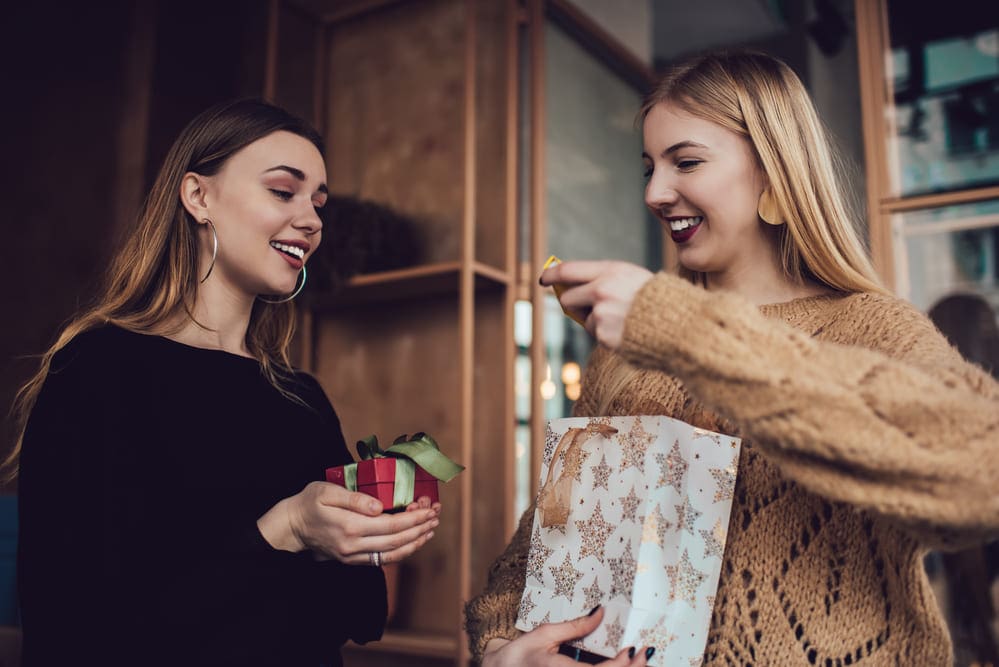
[465,51,999,666]
[11,99,440,666]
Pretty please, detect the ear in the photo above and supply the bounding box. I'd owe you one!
[179,172,211,222]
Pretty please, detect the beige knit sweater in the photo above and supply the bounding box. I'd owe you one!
[464,272,999,666]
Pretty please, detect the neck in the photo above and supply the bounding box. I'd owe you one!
[164,280,256,358]
[704,261,825,307]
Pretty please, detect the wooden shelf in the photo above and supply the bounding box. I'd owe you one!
[313,261,511,309]
[344,629,459,658]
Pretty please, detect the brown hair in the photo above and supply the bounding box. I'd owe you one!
[5,98,325,479]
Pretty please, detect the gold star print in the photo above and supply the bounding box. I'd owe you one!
[618,418,656,473]
[618,486,642,523]
[675,496,702,536]
[543,424,559,464]
[590,454,613,491]
[582,575,604,610]
[549,552,585,601]
[607,541,637,599]
[584,419,619,442]
[575,501,614,564]
[639,619,678,652]
[540,611,551,625]
[641,503,672,547]
[562,437,592,484]
[519,592,536,618]
[603,615,625,649]
[665,548,708,606]
[692,428,721,446]
[655,439,688,493]
[698,518,726,560]
[709,466,736,503]
[527,524,554,583]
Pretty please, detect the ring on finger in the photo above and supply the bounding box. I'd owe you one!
[369,551,382,567]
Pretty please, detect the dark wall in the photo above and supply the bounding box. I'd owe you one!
[0,0,270,490]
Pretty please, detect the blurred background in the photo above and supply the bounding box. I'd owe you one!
[1,0,997,665]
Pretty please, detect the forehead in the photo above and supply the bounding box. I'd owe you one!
[225,130,326,181]
[642,102,744,153]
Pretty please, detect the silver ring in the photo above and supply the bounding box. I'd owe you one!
[369,551,382,567]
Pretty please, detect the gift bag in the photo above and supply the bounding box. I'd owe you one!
[515,416,741,666]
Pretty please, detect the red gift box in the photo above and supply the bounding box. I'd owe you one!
[325,458,440,508]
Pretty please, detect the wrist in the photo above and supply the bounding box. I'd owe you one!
[257,496,305,553]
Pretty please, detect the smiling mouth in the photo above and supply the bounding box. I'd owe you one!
[270,241,305,259]
[668,216,703,232]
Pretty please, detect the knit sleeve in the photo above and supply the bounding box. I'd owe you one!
[463,505,532,662]
[619,272,999,550]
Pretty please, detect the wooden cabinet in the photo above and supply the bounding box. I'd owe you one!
[268,1,518,663]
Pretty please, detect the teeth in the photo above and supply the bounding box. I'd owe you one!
[669,216,703,232]
[270,241,305,259]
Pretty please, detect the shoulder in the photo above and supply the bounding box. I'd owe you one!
[286,370,341,420]
[50,325,141,375]
[832,291,951,361]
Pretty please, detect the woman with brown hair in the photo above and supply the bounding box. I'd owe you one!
[11,99,440,666]
[466,50,999,666]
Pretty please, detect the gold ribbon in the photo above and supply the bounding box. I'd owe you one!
[537,423,618,528]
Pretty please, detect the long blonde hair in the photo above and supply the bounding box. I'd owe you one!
[598,50,886,414]
[5,99,324,479]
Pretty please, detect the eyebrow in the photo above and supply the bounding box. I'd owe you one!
[641,140,709,161]
[263,165,328,195]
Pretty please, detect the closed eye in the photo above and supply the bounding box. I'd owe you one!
[677,159,702,172]
[269,189,293,201]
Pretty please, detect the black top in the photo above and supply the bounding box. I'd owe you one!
[17,326,386,666]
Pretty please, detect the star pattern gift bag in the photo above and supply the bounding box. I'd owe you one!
[516,416,741,666]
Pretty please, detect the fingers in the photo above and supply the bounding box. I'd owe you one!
[404,496,438,512]
[535,605,605,645]
[371,524,436,565]
[594,645,654,666]
[540,260,616,287]
[597,647,636,666]
[355,512,440,556]
[315,482,384,516]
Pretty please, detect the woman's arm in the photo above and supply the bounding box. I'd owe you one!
[620,272,999,549]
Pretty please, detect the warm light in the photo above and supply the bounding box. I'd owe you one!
[561,361,581,385]
[565,382,581,401]
[515,441,526,459]
[540,363,556,400]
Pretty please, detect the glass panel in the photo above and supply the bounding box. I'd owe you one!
[886,1,999,197]
[544,22,659,270]
[543,18,661,416]
[895,200,999,311]
[516,18,662,523]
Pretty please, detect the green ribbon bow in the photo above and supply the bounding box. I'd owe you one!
[344,433,464,508]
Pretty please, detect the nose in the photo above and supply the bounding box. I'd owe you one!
[293,204,323,236]
[645,173,679,213]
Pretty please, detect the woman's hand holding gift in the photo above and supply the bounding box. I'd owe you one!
[257,482,440,565]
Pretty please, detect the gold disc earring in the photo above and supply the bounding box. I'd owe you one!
[758,189,784,226]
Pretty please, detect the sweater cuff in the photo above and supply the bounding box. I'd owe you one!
[619,272,710,370]
[464,590,524,663]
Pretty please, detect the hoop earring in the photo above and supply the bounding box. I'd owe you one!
[758,189,784,226]
[259,265,307,304]
[200,219,219,283]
